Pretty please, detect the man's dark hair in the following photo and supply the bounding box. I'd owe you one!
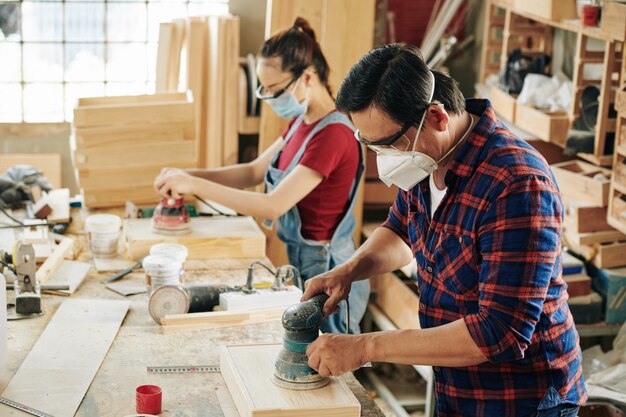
[336,44,466,126]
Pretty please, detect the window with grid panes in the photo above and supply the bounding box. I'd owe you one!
[0,0,228,123]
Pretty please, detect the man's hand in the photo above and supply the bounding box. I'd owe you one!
[154,169,198,199]
[302,269,353,318]
[306,334,369,377]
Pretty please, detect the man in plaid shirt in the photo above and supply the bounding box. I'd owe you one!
[302,44,586,417]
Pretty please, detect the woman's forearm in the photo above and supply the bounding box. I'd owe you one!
[186,163,260,189]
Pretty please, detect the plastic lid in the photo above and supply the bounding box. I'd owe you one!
[149,243,189,263]
[85,214,122,234]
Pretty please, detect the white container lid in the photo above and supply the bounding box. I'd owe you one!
[85,214,122,234]
[142,255,182,276]
[149,243,189,264]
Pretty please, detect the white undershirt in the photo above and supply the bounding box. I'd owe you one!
[429,174,447,219]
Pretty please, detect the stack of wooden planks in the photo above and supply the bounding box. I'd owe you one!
[72,91,197,208]
[156,15,241,168]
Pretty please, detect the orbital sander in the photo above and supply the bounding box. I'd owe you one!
[272,292,330,390]
[151,197,191,234]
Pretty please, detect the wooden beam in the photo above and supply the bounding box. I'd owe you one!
[36,238,74,285]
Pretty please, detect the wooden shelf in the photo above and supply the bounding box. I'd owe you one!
[576,321,623,337]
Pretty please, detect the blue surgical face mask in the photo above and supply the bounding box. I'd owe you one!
[266,81,309,119]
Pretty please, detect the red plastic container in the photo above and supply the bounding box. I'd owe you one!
[136,384,162,414]
[582,5,600,26]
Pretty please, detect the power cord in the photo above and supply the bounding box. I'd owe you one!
[0,204,24,226]
[193,194,239,217]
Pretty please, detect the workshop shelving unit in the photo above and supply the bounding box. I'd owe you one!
[480,0,625,167]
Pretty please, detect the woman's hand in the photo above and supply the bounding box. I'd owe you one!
[154,169,198,199]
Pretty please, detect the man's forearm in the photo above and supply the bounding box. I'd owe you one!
[338,226,414,282]
[364,319,487,367]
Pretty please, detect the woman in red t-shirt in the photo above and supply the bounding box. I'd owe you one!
[154,17,370,334]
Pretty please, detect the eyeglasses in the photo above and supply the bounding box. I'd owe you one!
[255,76,300,100]
[354,103,444,154]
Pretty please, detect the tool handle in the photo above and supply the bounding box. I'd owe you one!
[308,292,330,309]
[101,262,141,284]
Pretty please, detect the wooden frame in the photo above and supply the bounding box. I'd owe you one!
[220,343,360,417]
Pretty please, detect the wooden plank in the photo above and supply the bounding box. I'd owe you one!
[562,273,592,298]
[44,260,92,295]
[73,139,196,169]
[82,185,160,208]
[0,299,129,417]
[74,122,195,149]
[76,162,196,190]
[161,307,284,333]
[564,229,626,246]
[223,16,241,166]
[124,216,266,260]
[36,238,74,285]
[595,241,626,269]
[205,16,226,168]
[372,272,420,330]
[77,91,188,107]
[186,17,209,167]
[220,343,360,417]
[564,201,613,234]
[155,22,174,91]
[0,154,62,189]
[73,99,194,129]
[594,41,616,159]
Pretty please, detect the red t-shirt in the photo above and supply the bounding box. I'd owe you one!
[276,112,360,241]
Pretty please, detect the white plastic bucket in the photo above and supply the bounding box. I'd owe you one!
[149,243,188,283]
[85,214,122,258]
[143,254,182,292]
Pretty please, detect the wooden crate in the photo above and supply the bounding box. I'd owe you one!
[616,86,626,116]
[564,200,613,234]
[601,1,626,42]
[551,161,612,207]
[608,187,626,236]
[490,85,517,123]
[372,272,420,330]
[566,237,626,269]
[72,91,197,208]
[123,216,266,260]
[514,103,570,147]
[513,0,577,21]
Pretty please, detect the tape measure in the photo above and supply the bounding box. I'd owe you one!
[0,396,56,417]
[147,365,220,374]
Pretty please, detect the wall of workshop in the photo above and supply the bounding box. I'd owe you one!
[229,0,267,56]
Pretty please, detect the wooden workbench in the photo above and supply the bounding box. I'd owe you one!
[2,237,384,416]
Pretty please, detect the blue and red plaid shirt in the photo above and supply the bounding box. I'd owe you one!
[383,99,586,416]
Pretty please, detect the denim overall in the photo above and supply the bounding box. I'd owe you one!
[264,112,370,334]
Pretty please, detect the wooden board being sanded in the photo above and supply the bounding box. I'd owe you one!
[0,299,129,417]
[124,216,266,260]
[220,343,360,417]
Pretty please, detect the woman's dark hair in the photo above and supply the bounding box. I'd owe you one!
[260,17,332,96]
[336,44,465,125]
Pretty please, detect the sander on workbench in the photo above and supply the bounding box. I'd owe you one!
[273,293,331,390]
[151,197,191,234]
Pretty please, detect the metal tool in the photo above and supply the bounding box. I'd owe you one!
[147,365,220,374]
[12,242,42,315]
[272,293,330,390]
[0,396,56,417]
[151,197,191,234]
[100,259,143,284]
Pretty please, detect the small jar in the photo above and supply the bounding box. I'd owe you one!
[142,254,182,293]
[149,243,188,283]
[85,214,122,258]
